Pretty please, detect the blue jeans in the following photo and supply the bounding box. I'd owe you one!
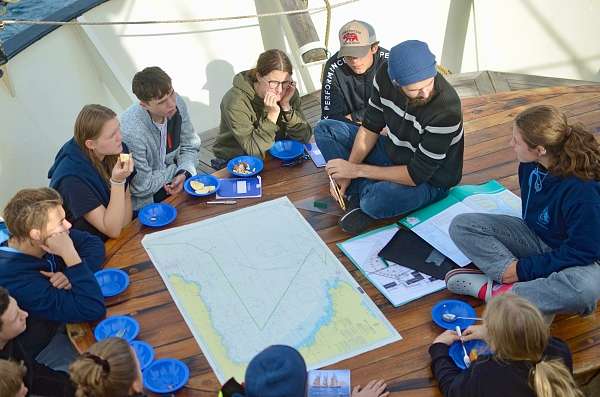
[449,213,600,316]
[314,119,448,219]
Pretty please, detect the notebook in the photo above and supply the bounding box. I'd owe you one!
[215,176,262,199]
[305,143,326,167]
[378,227,459,280]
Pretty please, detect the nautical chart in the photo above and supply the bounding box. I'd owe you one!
[142,197,401,382]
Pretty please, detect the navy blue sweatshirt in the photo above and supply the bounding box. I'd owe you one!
[0,229,106,323]
[48,138,111,207]
[320,48,389,123]
[517,162,600,281]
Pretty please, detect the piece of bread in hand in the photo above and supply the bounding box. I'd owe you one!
[119,153,130,163]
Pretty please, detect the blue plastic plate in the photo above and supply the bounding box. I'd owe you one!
[449,339,490,370]
[94,315,140,342]
[94,269,129,298]
[269,140,304,160]
[138,203,177,227]
[130,340,155,371]
[183,174,220,197]
[227,155,264,177]
[432,299,477,330]
[143,358,190,393]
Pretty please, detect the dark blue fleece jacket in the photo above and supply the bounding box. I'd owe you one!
[48,138,111,207]
[517,162,600,281]
[0,229,106,323]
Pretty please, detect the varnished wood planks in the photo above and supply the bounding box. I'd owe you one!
[75,85,600,396]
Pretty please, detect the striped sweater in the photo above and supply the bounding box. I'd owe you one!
[363,67,464,188]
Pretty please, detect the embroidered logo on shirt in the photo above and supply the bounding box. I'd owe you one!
[537,207,550,229]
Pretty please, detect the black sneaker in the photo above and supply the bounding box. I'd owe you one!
[339,207,374,234]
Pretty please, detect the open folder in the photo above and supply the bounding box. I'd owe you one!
[378,227,460,280]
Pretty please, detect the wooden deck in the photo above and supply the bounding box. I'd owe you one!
[445,70,600,99]
[70,85,600,396]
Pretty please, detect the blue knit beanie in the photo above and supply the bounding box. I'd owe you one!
[244,345,307,397]
[387,40,437,86]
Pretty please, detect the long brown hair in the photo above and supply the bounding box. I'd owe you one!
[69,338,139,397]
[484,294,583,397]
[73,104,119,184]
[515,105,600,180]
[247,49,293,82]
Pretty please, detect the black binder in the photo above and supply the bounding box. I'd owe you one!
[378,227,460,280]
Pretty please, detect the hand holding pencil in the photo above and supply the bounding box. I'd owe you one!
[328,173,346,211]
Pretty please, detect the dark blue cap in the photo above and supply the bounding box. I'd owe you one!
[388,40,437,86]
[245,345,307,397]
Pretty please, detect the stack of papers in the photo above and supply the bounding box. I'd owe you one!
[338,225,445,307]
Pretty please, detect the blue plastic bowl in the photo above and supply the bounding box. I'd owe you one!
[94,269,129,297]
[138,203,177,227]
[130,340,155,371]
[227,155,264,177]
[183,174,220,197]
[449,339,490,370]
[94,315,140,342]
[269,140,304,160]
[431,299,477,330]
[143,358,190,394]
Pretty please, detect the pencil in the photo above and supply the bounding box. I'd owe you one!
[327,174,346,211]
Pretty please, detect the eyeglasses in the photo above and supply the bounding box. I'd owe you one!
[261,77,295,90]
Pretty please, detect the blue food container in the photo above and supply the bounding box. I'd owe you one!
[269,140,304,160]
[431,299,477,330]
[130,340,155,371]
[138,203,177,227]
[94,315,140,342]
[94,269,129,297]
[184,174,221,197]
[227,155,264,177]
[143,358,190,393]
[449,339,490,370]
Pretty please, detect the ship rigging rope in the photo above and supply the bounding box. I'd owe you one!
[0,0,357,27]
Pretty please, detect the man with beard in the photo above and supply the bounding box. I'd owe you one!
[315,40,464,234]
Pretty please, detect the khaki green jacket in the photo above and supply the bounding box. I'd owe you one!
[213,71,313,161]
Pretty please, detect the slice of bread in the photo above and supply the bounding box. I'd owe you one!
[120,153,131,163]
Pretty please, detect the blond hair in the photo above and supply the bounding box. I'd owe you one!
[0,359,26,397]
[515,105,600,180]
[2,187,63,242]
[69,338,138,397]
[73,104,119,184]
[484,294,583,397]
